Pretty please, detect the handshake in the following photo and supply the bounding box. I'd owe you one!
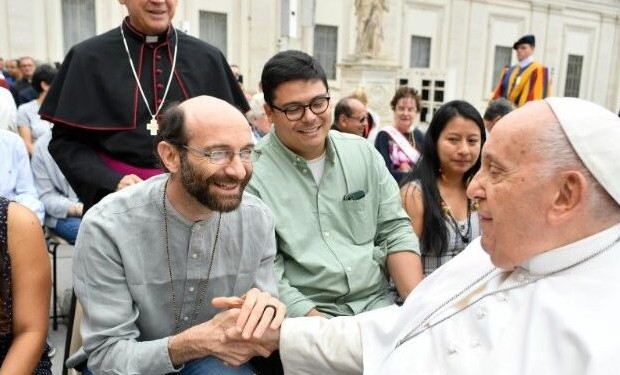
[167,288,286,367]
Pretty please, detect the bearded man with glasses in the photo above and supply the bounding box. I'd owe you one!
[72,95,284,374]
[246,50,423,321]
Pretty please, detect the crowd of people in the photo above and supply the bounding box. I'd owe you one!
[1,1,620,374]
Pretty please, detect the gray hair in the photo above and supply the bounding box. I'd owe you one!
[247,92,266,122]
[484,98,514,121]
[533,122,620,220]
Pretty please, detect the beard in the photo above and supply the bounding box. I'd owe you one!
[179,153,252,213]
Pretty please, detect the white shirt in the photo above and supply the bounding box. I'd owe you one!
[0,87,16,131]
[0,129,44,223]
[281,222,620,374]
[306,152,327,185]
[519,55,535,68]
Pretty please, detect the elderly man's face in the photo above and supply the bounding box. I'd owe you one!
[338,98,367,136]
[119,0,177,35]
[467,102,556,269]
[252,111,272,136]
[19,58,35,79]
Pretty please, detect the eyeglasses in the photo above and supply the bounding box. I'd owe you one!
[271,96,330,121]
[182,145,253,165]
[347,114,368,125]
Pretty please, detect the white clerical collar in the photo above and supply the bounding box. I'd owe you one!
[519,55,534,68]
[520,221,620,275]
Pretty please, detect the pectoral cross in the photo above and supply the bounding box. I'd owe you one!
[147,117,158,136]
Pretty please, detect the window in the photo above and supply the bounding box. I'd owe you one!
[313,25,338,80]
[492,46,512,90]
[420,79,445,123]
[62,0,96,54]
[199,11,227,57]
[410,36,431,68]
[564,54,583,98]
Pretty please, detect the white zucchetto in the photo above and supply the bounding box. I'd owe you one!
[546,97,620,206]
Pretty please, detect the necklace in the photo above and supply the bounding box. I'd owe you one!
[440,196,472,243]
[396,233,620,348]
[120,24,179,135]
[162,180,221,333]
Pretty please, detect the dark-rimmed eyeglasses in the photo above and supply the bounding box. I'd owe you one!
[271,96,330,121]
[181,145,253,165]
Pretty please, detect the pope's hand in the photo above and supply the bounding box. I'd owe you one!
[222,321,280,353]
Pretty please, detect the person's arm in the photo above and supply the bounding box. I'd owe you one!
[273,251,319,317]
[73,209,180,374]
[249,208,278,297]
[400,182,424,238]
[530,65,551,100]
[11,137,44,224]
[15,103,34,154]
[279,316,363,375]
[0,203,50,375]
[223,313,364,375]
[31,144,75,219]
[48,125,124,209]
[245,182,318,318]
[16,125,34,155]
[373,150,423,298]
[386,252,423,298]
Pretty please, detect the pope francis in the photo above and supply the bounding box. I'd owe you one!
[220,97,620,375]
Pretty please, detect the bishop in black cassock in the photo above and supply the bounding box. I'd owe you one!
[40,17,248,210]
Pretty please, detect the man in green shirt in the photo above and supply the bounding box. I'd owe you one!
[247,50,423,318]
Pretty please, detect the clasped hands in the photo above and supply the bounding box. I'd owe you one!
[208,288,285,366]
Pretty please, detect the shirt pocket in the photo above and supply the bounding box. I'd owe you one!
[341,197,376,245]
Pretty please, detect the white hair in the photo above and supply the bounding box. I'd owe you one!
[247,92,266,122]
[533,122,620,220]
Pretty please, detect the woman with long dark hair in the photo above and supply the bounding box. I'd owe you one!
[400,100,486,275]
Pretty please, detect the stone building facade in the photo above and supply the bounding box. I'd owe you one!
[1,0,619,121]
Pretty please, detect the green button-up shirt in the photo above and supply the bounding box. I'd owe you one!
[248,130,420,317]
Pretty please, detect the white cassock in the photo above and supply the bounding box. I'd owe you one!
[280,222,620,375]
